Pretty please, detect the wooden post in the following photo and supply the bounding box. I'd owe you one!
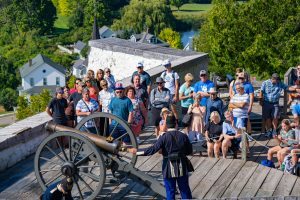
[241,128,247,161]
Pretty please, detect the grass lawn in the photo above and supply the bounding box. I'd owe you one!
[54,14,70,34]
[171,3,212,12]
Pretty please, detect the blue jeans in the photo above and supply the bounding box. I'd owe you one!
[163,175,192,200]
[109,123,130,143]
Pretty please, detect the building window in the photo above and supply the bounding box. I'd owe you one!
[42,69,46,73]
[56,77,60,86]
[30,78,34,87]
[43,78,47,86]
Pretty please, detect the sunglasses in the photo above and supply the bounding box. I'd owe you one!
[238,77,245,80]
[116,91,123,94]
[200,74,206,77]
[297,68,300,70]
[157,82,163,85]
[85,80,91,83]
[75,82,80,84]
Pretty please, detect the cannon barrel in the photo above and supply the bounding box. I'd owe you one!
[45,121,120,154]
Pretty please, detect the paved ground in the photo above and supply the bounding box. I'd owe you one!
[0,113,16,127]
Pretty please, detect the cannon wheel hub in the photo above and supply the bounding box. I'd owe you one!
[61,162,76,176]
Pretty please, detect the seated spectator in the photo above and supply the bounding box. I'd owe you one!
[125,86,147,143]
[267,119,296,167]
[76,88,100,133]
[104,67,116,90]
[179,73,194,116]
[222,111,242,159]
[187,94,205,142]
[150,77,171,137]
[205,111,223,158]
[205,87,223,125]
[98,80,114,113]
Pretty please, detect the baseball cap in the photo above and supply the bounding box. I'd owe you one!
[208,87,217,94]
[56,87,64,94]
[200,70,207,76]
[114,82,125,90]
[272,73,280,80]
[162,59,171,67]
[155,77,165,83]
[137,62,143,68]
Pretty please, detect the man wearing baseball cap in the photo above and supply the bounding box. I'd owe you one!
[259,73,288,138]
[131,61,151,95]
[193,69,215,122]
[160,59,180,121]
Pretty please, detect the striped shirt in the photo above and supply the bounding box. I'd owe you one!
[76,99,99,127]
[231,92,249,118]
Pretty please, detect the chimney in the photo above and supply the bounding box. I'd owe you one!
[29,59,32,67]
[92,16,100,40]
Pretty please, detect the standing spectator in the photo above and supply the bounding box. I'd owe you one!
[229,68,243,98]
[98,80,115,113]
[229,83,249,129]
[259,73,288,137]
[70,78,82,95]
[132,74,149,109]
[104,67,116,90]
[69,82,84,125]
[267,119,295,167]
[205,111,223,158]
[128,114,193,200]
[205,87,223,125]
[84,76,98,100]
[287,79,300,108]
[87,69,98,89]
[290,64,300,85]
[179,73,194,116]
[150,77,171,136]
[109,82,133,143]
[125,86,147,143]
[222,111,242,159]
[131,62,151,95]
[63,86,74,127]
[160,59,180,121]
[46,87,68,125]
[76,88,100,133]
[193,70,215,123]
[96,69,105,91]
[187,94,205,141]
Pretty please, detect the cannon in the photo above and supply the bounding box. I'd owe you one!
[34,112,166,199]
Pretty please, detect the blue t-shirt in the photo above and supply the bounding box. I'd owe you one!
[222,121,237,136]
[233,81,254,95]
[292,104,300,116]
[179,84,194,108]
[193,80,215,106]
[109,96,134,123]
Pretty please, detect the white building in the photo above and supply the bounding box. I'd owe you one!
[19,54,66,96]
[72,58,87,78]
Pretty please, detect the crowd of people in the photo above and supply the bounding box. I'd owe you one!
[45,60,300,176]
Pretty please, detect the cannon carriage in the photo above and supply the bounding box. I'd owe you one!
[34,112,166,199]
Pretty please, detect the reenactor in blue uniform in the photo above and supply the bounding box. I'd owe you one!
[128,113,193,200]
[40,177,73,200]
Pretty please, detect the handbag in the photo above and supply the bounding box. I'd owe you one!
[182,112,192,127]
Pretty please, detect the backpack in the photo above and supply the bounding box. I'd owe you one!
[162,70,180,87]
[261,159,275,168]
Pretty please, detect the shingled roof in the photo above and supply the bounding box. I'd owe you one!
[19,54,66,77]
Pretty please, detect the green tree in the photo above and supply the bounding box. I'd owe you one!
[16,96,32,120]
[194,0,300,78]
[159,28,183,49]
[1,0,57,34]
[0,56,20,91]
[170,0,185,11]
[0,88,18,111]
[112,0,175,35]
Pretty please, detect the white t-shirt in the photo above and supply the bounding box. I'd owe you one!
[160,70,179,95]
[98,89,115,113]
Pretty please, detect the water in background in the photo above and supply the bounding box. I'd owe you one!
[181,30,199,48]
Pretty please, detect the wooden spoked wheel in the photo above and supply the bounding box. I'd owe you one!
[34,131,106,200]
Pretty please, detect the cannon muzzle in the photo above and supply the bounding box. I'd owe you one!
[45,121,120,154]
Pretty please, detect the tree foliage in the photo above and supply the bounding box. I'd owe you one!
[170,0,186,10]
[112,0,175,35]
[0,0,57,35]
[16,89,52,120]
[194,0,300,78]
[0,88,18,111]
[0,57,20,91]
[159,28,183,49]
